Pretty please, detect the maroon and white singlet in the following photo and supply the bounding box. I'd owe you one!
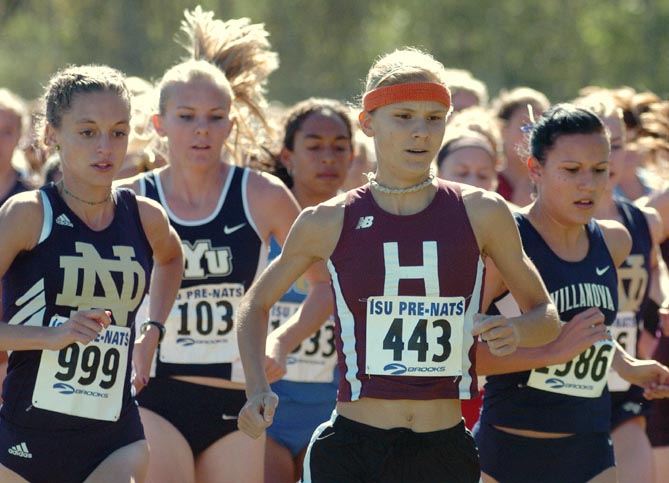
[327,179,484,402]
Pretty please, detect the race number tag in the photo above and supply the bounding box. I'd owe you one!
[160,283,244,364]
[268,302,337,383]
[33,317,129,421]
[608,311,637,392]
[365,296,464,377]
[528,335,615,398]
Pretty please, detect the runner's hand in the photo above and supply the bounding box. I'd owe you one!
[238,391,279,439]
[472,314,519,356]
[547,308,609,363]
[47,309,112,350]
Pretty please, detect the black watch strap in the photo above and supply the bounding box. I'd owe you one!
[140,320,165,343]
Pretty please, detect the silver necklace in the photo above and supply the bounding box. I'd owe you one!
[366,168,435,194]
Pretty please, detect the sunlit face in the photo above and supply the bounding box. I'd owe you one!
[438,146,497,191]
[502,103,544,165]
[46,91,130,187]
[155,79,233,168]
[531,132,610,226]
[601,115,625,190]
[0,109,22,168]
[361,99,448,185]
[283,111,352,200]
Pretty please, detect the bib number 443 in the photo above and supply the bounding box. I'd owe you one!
[365,296,466,377]
[383,317,451,363]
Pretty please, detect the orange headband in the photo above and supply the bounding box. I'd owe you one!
[363,82,452,112]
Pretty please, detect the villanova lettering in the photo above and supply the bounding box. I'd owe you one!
[182,240,232,279]
[550,283,615,313]
[57,242,146,327]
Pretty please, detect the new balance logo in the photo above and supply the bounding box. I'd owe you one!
[355,216,374,229]
[8,442,32,459]
[55,214,73,228]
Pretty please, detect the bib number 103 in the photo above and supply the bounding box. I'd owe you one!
[177,300,233,337]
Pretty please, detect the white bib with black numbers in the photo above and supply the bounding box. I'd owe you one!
[159,283,244,364]
[528,334,616,398]
[365,296,464,377]
[268,301,337,383]
[33,317,130,421]
[608,311,637,392]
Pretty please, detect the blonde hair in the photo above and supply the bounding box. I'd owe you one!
[157,59,233,116]
[0,88,28,136]
[172,6,279,164]
[364,48,449,94]
[444,68,488,107]
[574,89,623,121]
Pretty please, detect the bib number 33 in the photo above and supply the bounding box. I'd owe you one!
[365,296,464,377]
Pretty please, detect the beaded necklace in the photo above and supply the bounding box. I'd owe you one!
[366,168,435,195]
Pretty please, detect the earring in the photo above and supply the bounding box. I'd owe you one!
[55,144,60,151]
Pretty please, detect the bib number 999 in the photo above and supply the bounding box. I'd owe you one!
[55,344,120,389]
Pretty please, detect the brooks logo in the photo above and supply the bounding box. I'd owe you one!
[383,363,407,375]
[55,214,73,228]
[223,223,246,235]
[53,382,75,394]
[8,442,32,459]
[596,266,610,276]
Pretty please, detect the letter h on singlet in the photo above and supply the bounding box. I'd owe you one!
[383,242,439,296]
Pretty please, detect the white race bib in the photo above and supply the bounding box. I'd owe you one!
[608,311,637,392]
[528,336,615,398]
[268,302,337,383]
[365,296,464,377]
[33,317,130,421]
[159,283,244,364]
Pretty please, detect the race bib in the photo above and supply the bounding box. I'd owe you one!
[33,317,130,421]
[608,311,637,392]
[528,335,615,398]
[268,301,337,383]
[365,296,464,377]
[159,283,244,364]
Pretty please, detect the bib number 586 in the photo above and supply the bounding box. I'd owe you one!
[535,343,613,382]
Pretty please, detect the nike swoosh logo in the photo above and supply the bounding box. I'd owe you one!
[223,223,246,235]
[596,266,610,276]
[221,414,238,420]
